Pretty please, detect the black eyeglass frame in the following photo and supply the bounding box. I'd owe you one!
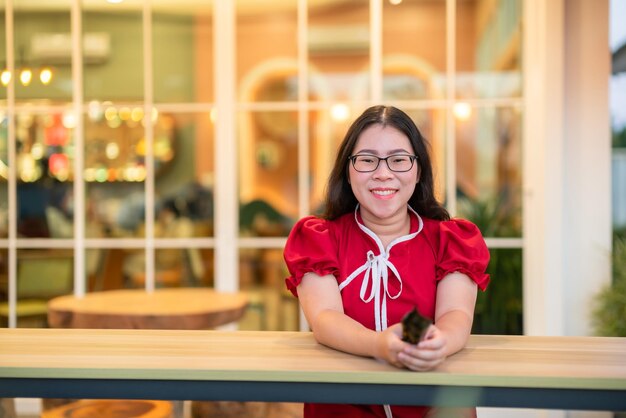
[347,154,419,173]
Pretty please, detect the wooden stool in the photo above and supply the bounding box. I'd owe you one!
[191,401,303,418]
[0,398,16,418]
[41,399,172,418]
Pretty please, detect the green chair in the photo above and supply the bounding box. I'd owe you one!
[0,251,74,327]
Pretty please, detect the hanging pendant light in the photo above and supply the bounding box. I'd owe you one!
[19,67,33,86]
[39,67,53,85]
[0,69,10,87]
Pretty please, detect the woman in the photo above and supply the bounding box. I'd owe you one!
[284,105,490,417]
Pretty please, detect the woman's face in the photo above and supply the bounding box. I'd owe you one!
[348,124,419,226]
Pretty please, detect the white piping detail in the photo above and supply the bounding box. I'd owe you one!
[338,205,423,332]
[384,404,393,418]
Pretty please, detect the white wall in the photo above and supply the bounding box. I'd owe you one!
[524,0,612,337]
[562,0,612,336]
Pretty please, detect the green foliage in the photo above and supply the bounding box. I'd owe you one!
[473,248,523,335]
[457,195,524,335]
[592,231,626,337]
[613,125,626,148]
[457,195,521,238]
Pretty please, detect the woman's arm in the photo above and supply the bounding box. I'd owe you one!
[297,272,407,366]
[397,272,478,371]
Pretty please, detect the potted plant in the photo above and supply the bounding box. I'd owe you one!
[592,231,626,337]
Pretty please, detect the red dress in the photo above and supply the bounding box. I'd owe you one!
[283,207,490,418]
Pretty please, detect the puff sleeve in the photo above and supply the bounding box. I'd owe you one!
[283,216,339,296]
[436,219,490,290]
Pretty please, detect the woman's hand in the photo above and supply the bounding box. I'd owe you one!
[372,323,442,370]
[373,324,406,368]
[376,323,447,371]
[397,324,447,371]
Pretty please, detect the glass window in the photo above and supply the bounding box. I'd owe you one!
[473,248,523,335]
[455,106,522,238]
[14,1,73,104]
[382,0,447,101]
[308,106,355,213]
[83,1,143,102]
[238,110,297,238]
[153,2,214,103]
[0,116,6,238]
[308,1,370,102]
[84,107,147,239]
[239,248,298,331]
[0,249,7,327]
[153,112,214,238]
[1,1,527,334]
[88,247,132,291]
[0,8,7,102]
[236,1,298,102]
[16,111,74,238]
[14,249,74,328]
[455,0,522,99]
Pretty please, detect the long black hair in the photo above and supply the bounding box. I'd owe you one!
[322,105,449,221]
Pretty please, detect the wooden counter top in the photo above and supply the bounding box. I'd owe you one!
[1,329,625,410]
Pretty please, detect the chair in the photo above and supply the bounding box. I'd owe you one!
[0,250,73,327]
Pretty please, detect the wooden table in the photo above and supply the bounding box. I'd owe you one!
[0,329,625,411]
[47,288,249,329]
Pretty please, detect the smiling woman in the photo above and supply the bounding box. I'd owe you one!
[283,105,490,418]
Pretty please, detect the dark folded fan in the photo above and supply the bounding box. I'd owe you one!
[401,307,432,344]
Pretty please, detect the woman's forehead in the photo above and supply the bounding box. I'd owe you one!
[353,124,411,152]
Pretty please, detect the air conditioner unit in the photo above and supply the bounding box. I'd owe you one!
[30,32,110,64]
[308,25,369,55]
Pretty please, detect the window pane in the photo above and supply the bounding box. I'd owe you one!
[14,1,73,103]
[382,0,447,101]
[16,111,74,238]
[0,115,6,238]
[455,106,522,237]
[15,249,74,328]
[456,0,522,99]
[309,106,355,214]
[309,1,370,102]
[83,2,143,101]
[236,1,298,102]
[403,108,447,204]
[153,2,213,103]
[0,9,6,102]
[473,248,523,335]
[84,105,146,238]
[89,248,138,291]
[0,249,7,327]
[239,248,298,331]
[87,185,145,239]
[122,248,211,289]
[153,112,214,238]
[238,110,297,238]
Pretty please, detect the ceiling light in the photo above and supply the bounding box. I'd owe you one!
[1,70,10,86]
[19,68,33,86]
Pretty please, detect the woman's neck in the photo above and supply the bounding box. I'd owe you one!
[360,208,411,248]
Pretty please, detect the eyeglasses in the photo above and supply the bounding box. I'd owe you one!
[348,154,418,173]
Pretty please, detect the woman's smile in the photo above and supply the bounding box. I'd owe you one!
[371,187,398,199]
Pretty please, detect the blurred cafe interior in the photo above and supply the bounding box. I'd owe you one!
[0,0,612,343]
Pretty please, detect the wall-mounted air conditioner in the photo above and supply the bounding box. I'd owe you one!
[30,32,110,64]
[308,25,369,55]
